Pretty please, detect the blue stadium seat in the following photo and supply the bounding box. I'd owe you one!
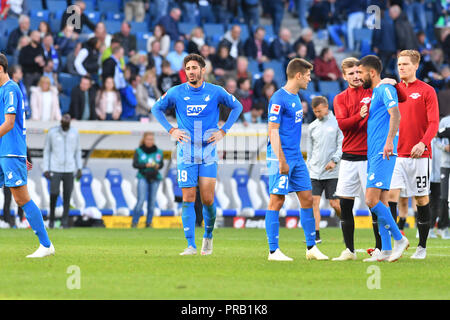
[97,0,120,14]
[247,59,261,76]
[178,22,197,36]
[129,21,148,33]
[263,60,286,86]
[230,168,264,215]
[203,23,225,40]
[59,94,71,115]
[47,0,69,12]
[136,32,152,51]
[263,25,275,42]
[59,73,80,96]
[84,0,96,12]
[301,91,321,106]
[85,11,101,25]
[30,10,50,22]
[0,37,7,52]
[77,168,114,215]
[104,20,122,34]
[30,18,42,31]
[0,17,19,37]
[354,28,373,57]
[104,168,131,215]
[27,0,44,11]
[105,12,124,21]
[49,11,64,33]
[317,80,341,95]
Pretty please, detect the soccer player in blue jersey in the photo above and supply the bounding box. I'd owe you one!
[152,54,243,256]
[0,54,55,258]
[265,58,328,261]
[358,55,409,262]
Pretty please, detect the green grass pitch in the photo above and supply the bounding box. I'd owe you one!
[0,227,449,300]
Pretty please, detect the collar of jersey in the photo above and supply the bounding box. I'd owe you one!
[281,87,297,96]
[185,82,206,92]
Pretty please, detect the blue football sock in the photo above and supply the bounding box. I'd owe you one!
[265,210,280,252]
[202,203,216,239]
[300,208,316,247]
[372,201,403,242]
[181,202,196,248]
[378,223,393,251]
[22,200,51,248]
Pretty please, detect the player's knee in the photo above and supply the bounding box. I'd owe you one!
[202,197,214,206]
[301,195,313,208]
[415,196,429,207]
[330,199,340,211]
[365,195,377,209]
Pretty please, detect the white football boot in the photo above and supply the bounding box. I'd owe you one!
[268,248,293,261]
[305,245,329,260]
[179,246,197,256]
[387,236,409,262]
[363,249,391,262]
[410,245,427,259]
[26,243,55,258]
[332,248,357,261]
[201,238,213,255]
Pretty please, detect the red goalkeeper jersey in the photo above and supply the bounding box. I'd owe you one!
[397,79,439,158]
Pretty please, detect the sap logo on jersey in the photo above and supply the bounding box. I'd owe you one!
[187,105,207,116]
[295,110,303,123]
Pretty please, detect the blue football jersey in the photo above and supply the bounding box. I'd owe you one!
[267,88,304,161]
[0,80,26,157]
[152,82,242,163]
[367,84,399,159]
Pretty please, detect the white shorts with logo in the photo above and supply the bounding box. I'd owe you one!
[390,157,430,197]
[335,160,368,197]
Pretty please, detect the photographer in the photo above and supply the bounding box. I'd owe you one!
[131,132,164,228]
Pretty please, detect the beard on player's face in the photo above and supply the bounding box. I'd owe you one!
[188,71,202,85]
[362,75,372,89]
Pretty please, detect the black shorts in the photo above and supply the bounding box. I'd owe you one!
[311,178,338,199]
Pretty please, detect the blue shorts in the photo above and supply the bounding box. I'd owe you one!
[267,158,312,195]
[177,162,217,188]
[0,157,27,188]
[367,154,397,190]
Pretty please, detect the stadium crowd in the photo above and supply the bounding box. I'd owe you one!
[0,0,448,125]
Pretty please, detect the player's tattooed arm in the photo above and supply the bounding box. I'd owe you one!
[268,122,289,174]
[384,106,401,160]
[0,114,15,138]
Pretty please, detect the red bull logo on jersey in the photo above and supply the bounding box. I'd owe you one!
[187,105,207,116]
[409,93,421,99]
[360,97,371,104]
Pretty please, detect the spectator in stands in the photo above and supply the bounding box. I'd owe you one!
[95,77,122,120]
[372,10,397,77]
[69,75,97,120]
[147,40,163,76]
[136,69,161,118]
[19,30,45,90]
[230,56,252,84]
[219,77,239,124]
[146,24,170,57]
[187,27,205,55]
[241,0,260,33]
[327,0,347,53]
[252,82,275,123]
[38,21,52,40]
[6,14,30,55]
[389,4,420,50]
[314,47,342,81]
[219,25,245,59]
[244,27,270,64]
[253,68,278,105]
[294,42,309,62]
[120,73,139,121]
[113,21,137,57]
[438,81,450,118]
[267,0,287,36]
[308,0,331,30]
[125,0,149,23]
[131,132,164,228]
[210,44,236,82]
[43,114,82,229]
[74,37,101,82]
[127,51,148,78]
[293,28,316,62]
[42,60,61,91]
[101,37,125,69]
[336,0,365,52]
[102,45,126,89]
[154,0,169,24]
[12,34,30,66]
[204,60,217,84]
[42,33,60,72]
[199,44,212,61]
[420,48,446,88]
[65,42,82,75]
[416,30,433,58]
[90,22,112,54]
[55,25,79,57]
[269,27,296,62]
[235,77,253,125]
[180,0,199,24]
[30,76,61,121]
[60,0,96,34]
[2,0,26,19]
[158,7,184,41]
[166,40,188,72]
[441,28,450,64]
[9,64,30,119]
[404,0,427,32]
[296,0,310,29]
[157,59,181,94]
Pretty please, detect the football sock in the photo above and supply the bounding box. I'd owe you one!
[316,230,320,239]
[265,210,280,253]
[417,204,431,248]
[181,202,196,249]
[22,200,51,248]
[202,203,216,239]
[388,201,398,222]
[398,217,406,230]
[339,198,355,252]
[371,211,382,250]
[371,201,403,241]
[300,208,316,247]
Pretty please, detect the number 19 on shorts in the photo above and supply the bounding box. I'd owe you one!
[178,170,188,183]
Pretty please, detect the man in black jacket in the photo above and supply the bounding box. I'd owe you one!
[102,46,124,84]
[243,27,270,64]
[60,0,96,34]
[113,22,137,57]
[69,75,97,120]
[18,30,45,91]
[6,14,30,55]
[389,5,419,51]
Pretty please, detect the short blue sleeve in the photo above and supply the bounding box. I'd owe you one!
[267,94,284,124]
[3,87,18,115]
[382,85,398,110]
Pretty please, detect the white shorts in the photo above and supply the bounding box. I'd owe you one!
[335,160,368,197]
[390,157,430,197]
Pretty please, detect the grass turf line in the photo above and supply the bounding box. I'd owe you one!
[0,227,449,299]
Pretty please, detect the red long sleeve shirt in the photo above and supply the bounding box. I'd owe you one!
[397,79,439,158]
[334,84,408,156]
